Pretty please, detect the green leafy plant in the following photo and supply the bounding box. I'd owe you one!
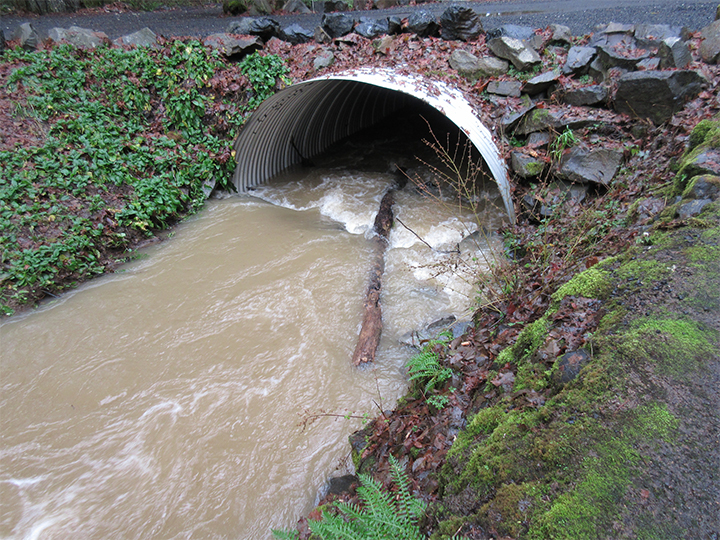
[407,330,454,407]
[1,42,289,314]
[549,126,579,163]
[272,456,427,540]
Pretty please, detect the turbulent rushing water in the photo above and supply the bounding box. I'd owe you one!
[0,117,506,539]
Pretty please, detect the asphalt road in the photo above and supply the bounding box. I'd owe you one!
[1,0,717,43]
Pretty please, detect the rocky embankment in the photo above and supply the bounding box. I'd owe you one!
[3,4,720,538]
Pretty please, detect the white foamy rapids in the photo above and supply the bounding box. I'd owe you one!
[250,173,394,235]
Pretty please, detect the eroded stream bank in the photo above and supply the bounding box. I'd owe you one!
[0,116,506,539]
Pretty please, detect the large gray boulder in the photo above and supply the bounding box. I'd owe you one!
[557,146,623,186]
[13,23,41,50]
[354,17,390,39]
[523,70,561,95]
[549,23,573,45]
[614,70,705,124]
[700,19,720,64]
[449,51,509,78]
[227,17,280,41]
[486,25,535,42]
[658,37,692,68]
[595,44,651,72]
[407,10,438,37]
[634,23,689,49]
[204,33,263,56]
[280,24,314,44]
[475,56,509,77]
[114,27,158,48]
[487,80,521,97]
[321,12,355,38]
[563,46,597,75]
[48,26,107,48]
[439,5,482,42]
[314,49,335,70]
[448,49,480,76]
[487,36,541,71]
[563,85,608,107]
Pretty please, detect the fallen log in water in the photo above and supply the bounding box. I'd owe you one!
[351,169,406,366]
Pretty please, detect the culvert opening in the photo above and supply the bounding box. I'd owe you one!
[232,69,515,222]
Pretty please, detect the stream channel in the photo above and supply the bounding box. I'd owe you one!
[0,113,507,539]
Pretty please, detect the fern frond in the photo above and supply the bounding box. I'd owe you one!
[271,528,300,540]
[389,456,427,523]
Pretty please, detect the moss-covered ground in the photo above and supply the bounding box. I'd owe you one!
[425,123,720,539]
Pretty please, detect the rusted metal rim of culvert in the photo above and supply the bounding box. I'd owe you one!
[232,67,515,223]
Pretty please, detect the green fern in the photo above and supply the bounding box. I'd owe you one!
[272,456,426,540]
[407,330,454,396]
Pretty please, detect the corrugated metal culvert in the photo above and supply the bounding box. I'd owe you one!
[232,67,515,222]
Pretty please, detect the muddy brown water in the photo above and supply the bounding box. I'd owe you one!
[0,121,506,539]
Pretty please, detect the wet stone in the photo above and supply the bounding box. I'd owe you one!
[475,56,509,77]
[563,46,597,75]
[549,23,573,45]
[204,33,263,55]
[13,23,41,50]
[487,36,541,71]
[614,70,705,124]
[684,175,720,201]
[634,23,689,49]
[699,20,720,64]
[523,70,560,95]
[678,199,712,219]
[313,49,335,70]
[563,85,608,106]
[658,37,692,69]
[683,148,720,178]
[407,10,438,38]
[553,349,591,385]
[487,80,522,97]
[596,44,651,72]
[114,27,158,48]
[636,57,661,71]
[511,152,544,178]
[227,17,280,41]
[527,131,551,149]
[280,24,314,44]
[486,24,535,42]
[354,18,389,39]
[439,5,482,42]
[557,146,623,186]
[448,49,480,76]
[48,26,107,48]
[321,12,355,38]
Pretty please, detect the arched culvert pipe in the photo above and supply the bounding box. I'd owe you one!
[232,68,515,223]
